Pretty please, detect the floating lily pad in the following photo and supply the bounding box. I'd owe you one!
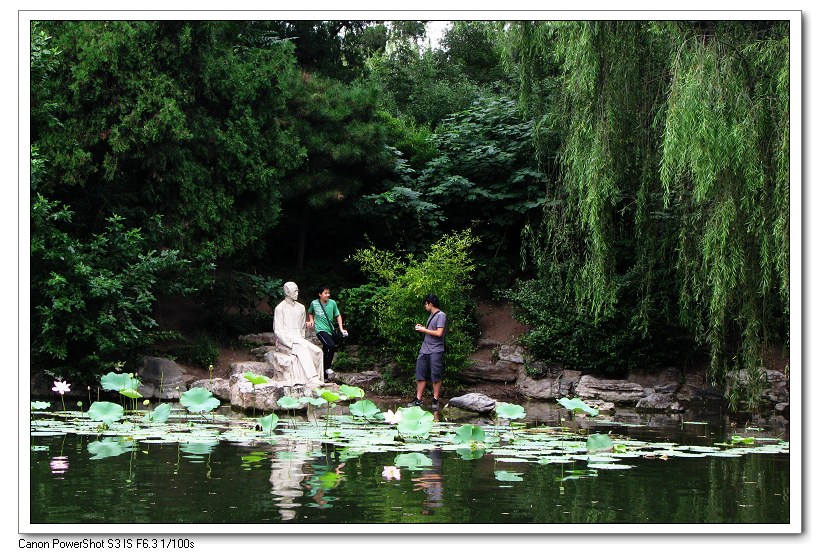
[87,401,125,426]
[394,452,433,469]
[31,401,51,411]
[495,470,524,482]
[88,437,134,459]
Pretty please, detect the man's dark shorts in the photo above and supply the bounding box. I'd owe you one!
[415,351,444,382]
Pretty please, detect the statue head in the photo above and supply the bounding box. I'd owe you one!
[283,281,299,301]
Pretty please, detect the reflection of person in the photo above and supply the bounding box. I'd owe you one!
[412,449,444,515]
[273,282,324,385]
[408,294,446,410]
[306,285,348,380]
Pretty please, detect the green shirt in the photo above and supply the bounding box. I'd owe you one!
[308,299,340,335]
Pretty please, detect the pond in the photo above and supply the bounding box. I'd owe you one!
[28,396,790,527]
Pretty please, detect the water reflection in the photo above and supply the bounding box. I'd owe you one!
[411,449,444,515]
[49,456,69,476]
[268,439,317,520]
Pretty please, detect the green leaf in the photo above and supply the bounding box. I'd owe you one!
[31,401,51,410]
[258,413,279,433]
[119,388,143,399]
[397,406,435,438]
[100,372,141,392]
[179,387,220,414]
[456,447,486,460]
[557,397,599,416]
[452,424,485,444]
[394,452,433,469]
[318,389,341,403]
[349,399,380,419]
[87,401,125,425]
[276,396,302,410]
[338,384,365,400]
[88,437,134,459]
[243,372,270,386]
[143,403,171,423]
[494,470,524,482]
[301,396,328,407]
[495,402,526,420]
[586,433,614,452]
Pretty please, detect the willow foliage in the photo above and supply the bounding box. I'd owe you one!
[509,21,790,408]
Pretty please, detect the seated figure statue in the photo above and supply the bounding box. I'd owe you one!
[272,282,324,386]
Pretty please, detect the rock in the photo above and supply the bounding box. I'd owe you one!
[516,369,581,401]
[575,375,646,404]
[775,402,789,416]
[586,400,616,414]
[250,345,277,360]
[461,360,519,383]
[238,332,277,346]
[228,374,318,412]
[137,357,188,399]
[636,393,685,413]
[477,337,502,348]
[498,345,526,364]
[189,378,231,401]
[654,383,678,394]
[229,361,279,379]
[334,371,383,388]
[446,392,497,414]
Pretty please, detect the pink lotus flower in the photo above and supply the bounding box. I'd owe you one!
[382,466,401,480]
[52,381,71,395]
[384,409,403,425]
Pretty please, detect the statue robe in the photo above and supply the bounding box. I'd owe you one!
[273,299,324,386]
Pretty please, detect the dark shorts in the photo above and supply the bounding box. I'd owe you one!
[415,351,444,382]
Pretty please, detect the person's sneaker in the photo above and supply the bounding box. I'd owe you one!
[325,368,336,381]
[407,398,423,408]
[431,398,440,410]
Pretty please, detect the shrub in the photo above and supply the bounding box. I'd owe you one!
[351,230,478,393]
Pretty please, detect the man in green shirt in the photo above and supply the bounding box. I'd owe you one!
[307,285,348,380]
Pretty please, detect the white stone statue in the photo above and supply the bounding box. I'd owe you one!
[273,282,324,386]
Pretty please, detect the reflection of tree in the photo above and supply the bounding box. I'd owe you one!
[412,449,444,515]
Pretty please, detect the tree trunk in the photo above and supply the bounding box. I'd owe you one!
[296,220,307,271]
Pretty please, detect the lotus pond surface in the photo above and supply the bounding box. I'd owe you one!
[29,399,789,525]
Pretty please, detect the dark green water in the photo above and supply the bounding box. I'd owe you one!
[30,415,789,525]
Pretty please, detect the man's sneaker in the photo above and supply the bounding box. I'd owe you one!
[325,368,335,381]
[407,398,423,408]
[431,398,440,410]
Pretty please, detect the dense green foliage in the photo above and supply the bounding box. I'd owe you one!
[29,20,790,409]
[507,21,789,407]
[350,231,479,392]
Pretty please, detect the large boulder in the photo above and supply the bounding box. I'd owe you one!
[461,360,519,383]
[636,392,685,413]
[189,378,232,401]
[137,357,190,400]
[446,392,497,414]
[575,375,646,404]
[516,369,582,401]
[334,371,383,388]
[228,374,311,412]
[238,332,277,346]
[498,345,526,364]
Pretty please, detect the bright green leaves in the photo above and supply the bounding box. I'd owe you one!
[143,403,171,424]
[179,387,220,415]
[557,397,599,417]
[397,406,435,438]
[585,433,614,453]
[318,389,341,404]
[452,424,485,445]
[243,372,270,386]
[100,372,141,393]
[258,414,280,433]
[87,401,125,426]
[338,384,365,400]
[348,399,380,419]
[276,396,302,410]
[495,402,526,421]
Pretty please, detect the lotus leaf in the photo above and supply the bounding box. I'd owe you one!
[31,401,50,410]
[180,387,220,414]
[586,433,614,452]
[318,389,341,403]
[119,388,143,399]
[258,413,279,433]
[277,396,302,410]
[181,441,218,456]
[494,470,524,482]
[452,424,486,444]
[397,406,435,438]
[338,384,365,400]
[456,447,486,460]
[730,435,756,445]
[394,452,434,469]
[349,399,380,419]
[88,437,134,459]
[301,397,327,407]
[143,403,172,423]
[243,372,270,386]
[87,401,125,425]
[557,397,599,416]
[495,402,526,420]
[100,372,141,392]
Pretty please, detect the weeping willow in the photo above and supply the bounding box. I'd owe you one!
[509,21,790,408]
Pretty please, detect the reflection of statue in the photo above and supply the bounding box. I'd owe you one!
[273,282,324,386]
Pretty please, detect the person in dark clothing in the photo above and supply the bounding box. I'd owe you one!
[408,294,446,410]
